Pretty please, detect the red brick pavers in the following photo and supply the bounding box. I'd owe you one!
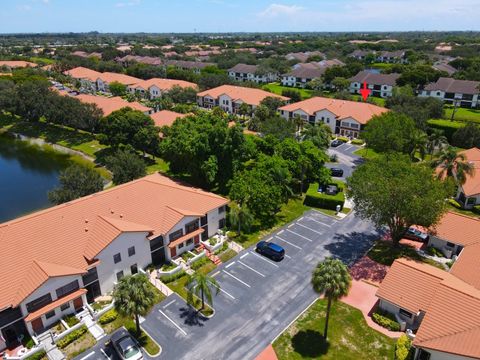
[255,344,279,360]
[349,256,389,285]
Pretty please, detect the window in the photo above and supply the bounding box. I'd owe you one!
[200,215,208,226]
[128,246,136,257]
[185,220,199,234]
[446,242,455,248]
[60,303,70,311]
[418,349,431,360]
[82,267,98,286]
[218,205,226,214]
[26,293,53,313]
[56,280,79,299]
[178,243,184,249]
[150,236,164,251]
[169,229,184,241]
[201,226,209,241]
[219,218,226,229]
[116,271,124,281]
[130,264,138,275]
[399,308,412,318]
[186,239,193,246]
[45,310,56,319]
[113,253,121,264]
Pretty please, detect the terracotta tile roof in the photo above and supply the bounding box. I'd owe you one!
[349,70,400,86]
[429,211,480,247]
[450,242,480,290]
[0,61,37,68]
[168,228,204,249]
[24,289,87,322]
[458,147,480,196]
[98,72,141,86]
[0,173,227,309]
[129,78,197,92]
[425,77,480,95]
[376,258,448,313]
[150,110,188,127]
[197,85,289,106]
[64,66,102,82]
[279,96,388,125]
[75,94,151,116]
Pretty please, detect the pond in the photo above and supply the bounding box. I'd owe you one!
[0,134,73,223]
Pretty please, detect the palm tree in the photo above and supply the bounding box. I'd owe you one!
[229,201,254,235]
[427,129,448,157]
[186,273,220,311]
[237,102,251,120]
[301,123,332,149]
[311,258,351,340]
[293,114,305,133]
[409,130,428,161]
[433,146,475,185]
[113,274,157,335]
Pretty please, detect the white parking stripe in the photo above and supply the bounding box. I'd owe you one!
[79,351,95,360]
[275,235,302,250]
[238,260,266,277]
[278,230,284,235]
[266,237,273,242]
[297,222,325,235]
[210,280,235,299]
[288,223,294,228]
[286,228,313,242]
[344,145,353,151]
[305,216,332,227]
[250,251,279,267]
[223,270,251,287]
[163,299,176,309]
[211,271,220,277]
[159,309,188,336]
[225,261,236,269]
[285,254,292,259]
[240,253,249,259]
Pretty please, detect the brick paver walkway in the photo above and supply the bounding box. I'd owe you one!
[255,344,278,360]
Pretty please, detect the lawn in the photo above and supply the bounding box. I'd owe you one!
[232,197,310,249]
[273,299,395,360]
[353,147,381,160]
[263,83,315,100]
[62,332,96,360]
[350,94,386,107]
[444,107,480,123]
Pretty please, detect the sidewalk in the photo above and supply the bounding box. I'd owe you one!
[255,344,278,360]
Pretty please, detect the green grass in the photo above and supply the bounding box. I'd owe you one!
[370,62,396,70]
[263,83,315,100]
[367,240,446,270]
[316,207,351,218]
[446,202,480,219]
[232,197,310,249]
[353,147,381,160]
[166,273,215,316]
[350,94,386,107]
[444,107,480,123]
[62,332,96,360]
[30,57,55,65]
[218,249,237,263]
[273,299,395,360]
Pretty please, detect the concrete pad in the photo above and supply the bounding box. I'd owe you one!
[255,345,278,360]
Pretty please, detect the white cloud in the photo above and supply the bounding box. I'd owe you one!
[115,0,141,8]
[258,4,304,18]
[18,4,32,11]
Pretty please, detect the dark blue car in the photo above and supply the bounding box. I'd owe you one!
[256,241,285,261]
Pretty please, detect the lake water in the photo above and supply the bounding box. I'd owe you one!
[0,134,72,223]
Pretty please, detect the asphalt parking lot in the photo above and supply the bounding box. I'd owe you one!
[326,142,363,181]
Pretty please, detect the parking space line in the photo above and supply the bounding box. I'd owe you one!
[225,261,236,269]
[210,280,236,299]
[100,349,109,359]
[275,235,302,250]
[285,254,292,259]
[296,222,325,235]
[344,145,353,151]
[211,271,220,277]
[250,251,279,267]
[288,223,294,228]
[79,351,95,360]
[223,270,251,287]
[240,252,249,259]
[266,237,273,242]
[278,230,284,235]
[238,260,266,277]
[159,309,188,336]
[163,299,176,309]
[286,228,313,242]
[299,217,305,221]
[306,216,333,227]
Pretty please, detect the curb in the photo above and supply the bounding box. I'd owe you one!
[140,325,163,358]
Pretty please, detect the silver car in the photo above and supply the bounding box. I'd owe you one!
[111,328,143,360]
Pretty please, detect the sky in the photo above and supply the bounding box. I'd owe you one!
[1,0,479,34]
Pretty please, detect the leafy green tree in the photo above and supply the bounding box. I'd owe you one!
[311,258,351,340]
[164,85,197,104]
[237,102,251,119]
[432,146,475,185]
[13,80,51,122]
[347,154,449,244]
[408,130,428,161]
[397,65,447,88]
[113,274,157,335]
[105,148,147,185]
[186,273,220,311]
[281,89,301,103]
[48,164,104,205]
[259,96,286,115]
[427,129,448,157]
[259,116,295,140]
[331,77,350,92]
[108,81,127,96]
[452,123,480,149]
[228,201,254,234]
[301,123,332,149]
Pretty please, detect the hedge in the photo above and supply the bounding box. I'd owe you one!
[25,350,46,360]
[160,270,186,283]
[351,139,365,145]
[336,136,349,142]
[473,205,480,214]
[427,119,465,142]
[372,311,401,331]
[395,334,413,360]
[448,198,462,209]
[190,256,209,270]
[63,314,80,327]
[98,309,118,325]
[304,182,345,210]
[56,325,87,349]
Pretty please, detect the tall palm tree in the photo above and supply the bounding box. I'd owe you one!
[427,129,448,157]
[409,130,428,161]
[113,274,157,335]
[432,146,475,185]
[311,258,351,340]
[229,201,254,234]
[186,273,220,311]
[293,114,305,133]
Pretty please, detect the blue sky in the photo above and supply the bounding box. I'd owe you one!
[1,0,479,33]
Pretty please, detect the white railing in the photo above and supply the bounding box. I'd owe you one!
[157,259,183,276]
[186,250,206,266]
[201,234,227,252]
[93,301,115,321]
[4,344,46,360]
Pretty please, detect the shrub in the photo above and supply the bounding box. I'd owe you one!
[63,314,80,327]
[25,350,46,360]
[329,154,338,162]
[351,139,365,145]
[160,270,186,283]
[473,205,480,215]
[395,334,413,360]
[372,310,401,331]
[56,325,87,349]
[448,198,462,209]
[336,136,349,142]
[160,262,178,272]
[427,119,464,142]
[22,334,35,349]
[304,182,345,210]
[190,256,209,271]
[214,242,229,255]
[426,246,445,258]
[209,237,218,246]
[446,260,455,268]
[98,309,118,325]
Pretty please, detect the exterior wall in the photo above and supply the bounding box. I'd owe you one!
[281,75,297,87]
[198,95,217,109]
[339,117,362,138]
[205,207,226,237]
[96,79,107,92]
[427,236,462,259]
[218,94,234,113]
[418,90,479,108]
[415,348,477,360]
[455,185,480,209]
[19,275,84,334]
[229,71,277,84]
[149,85,163,99]
[314,109,337,133]
[378,299,416,326]
[350,81,395,97]
[164,216,200,261]
[95,231,152,294]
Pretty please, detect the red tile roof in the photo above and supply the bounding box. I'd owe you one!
[98,72,141,86]
[0,61,37,68]
[150,110,189,127]
[197,85,289,106]
[129,78,197,92]
[429,211,480,247]
[24,289,87,322]
[64,66,102,82]
[75,94,151,116]
[458,147,480,196]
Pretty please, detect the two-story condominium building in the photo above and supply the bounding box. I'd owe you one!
[418,77,480,108]
[64,67,102,93]
[165,60,215,74]
[127,78,197,99]
[376,50,407,63]
[115,55,163,67]
[0,173,227,349]
[75,94,153,116]
[197,85,289,115]
[96,72,142,93]
[227,64,278,84]
[349,71,401,98]
[278,96,388,138]
[376,212,480,360]
[281,60,345,88]
[285,51,326,63]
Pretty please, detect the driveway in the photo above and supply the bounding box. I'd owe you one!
[140,210,378,360]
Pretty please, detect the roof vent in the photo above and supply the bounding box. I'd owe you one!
[119,214,124,218]
[85,228,89,232]
[85,219,89,223]
[110,209,114,214]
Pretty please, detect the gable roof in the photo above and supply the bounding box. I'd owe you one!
[450,242,480,290]
[228,63,259,74]
[64,66,102,82]
[458,147,480,196]
[349,70,400,86]
[75,94,151,116]
[424,77,480,94]
[0,173,227,309]
[197,85,289,106]
[129,78,197,92]
[429,211,480,247]
[0,61,37,68]
[98,72,141,86]
[150,110,189,127]
[278,96,388,125]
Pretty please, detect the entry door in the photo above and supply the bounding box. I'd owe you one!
[73,297,83,311]
[86,281,101,303]
[31,318,43,334]
[151,248,166,265]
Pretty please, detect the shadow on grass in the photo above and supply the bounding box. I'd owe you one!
[291,330,329,357]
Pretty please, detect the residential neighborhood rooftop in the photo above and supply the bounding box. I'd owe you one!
[150,110,189,127]
[424,77,480,94]
[129,77,197,91]
[75,94,151,116]
[349,70,401,86]
[197,85,289,106]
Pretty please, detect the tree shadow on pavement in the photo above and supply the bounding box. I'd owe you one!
[326,231,380,266]
[291,329,329,357]
[178,306,209,327]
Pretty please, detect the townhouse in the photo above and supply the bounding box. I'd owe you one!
[0,173,227,348]
[71,51,102,59]
[285,51,326,63]
[115,55,163,67]
[349,70,400,98]
[165,60,215,74]
[453,148,480,209]
[349,50,407,63]
[418,77,480,108]
[75,94,153,116]
[227,64,278,84]
[95,72,141,93]
[278,96,388,138]
[127,78,197,99]
[376,211,480,360]
[196,85,289,115]
[281,60,345,88]
[432,62,457,76]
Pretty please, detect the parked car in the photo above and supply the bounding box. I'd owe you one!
[110,328,143,360]
[330,168,344,177]
[330,139,345,147]
[256,241,285,261]
[404,227,429,242]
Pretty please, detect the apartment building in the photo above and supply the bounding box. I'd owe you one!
[227,64,278,84]
[95,72,141,93]
[165,60,215,74]
[63,67,141,94]
[418,77,480,108]
[75,94,152,116]
[349,70,400,98]
[281,60,344,88]
[127,78,197,99]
